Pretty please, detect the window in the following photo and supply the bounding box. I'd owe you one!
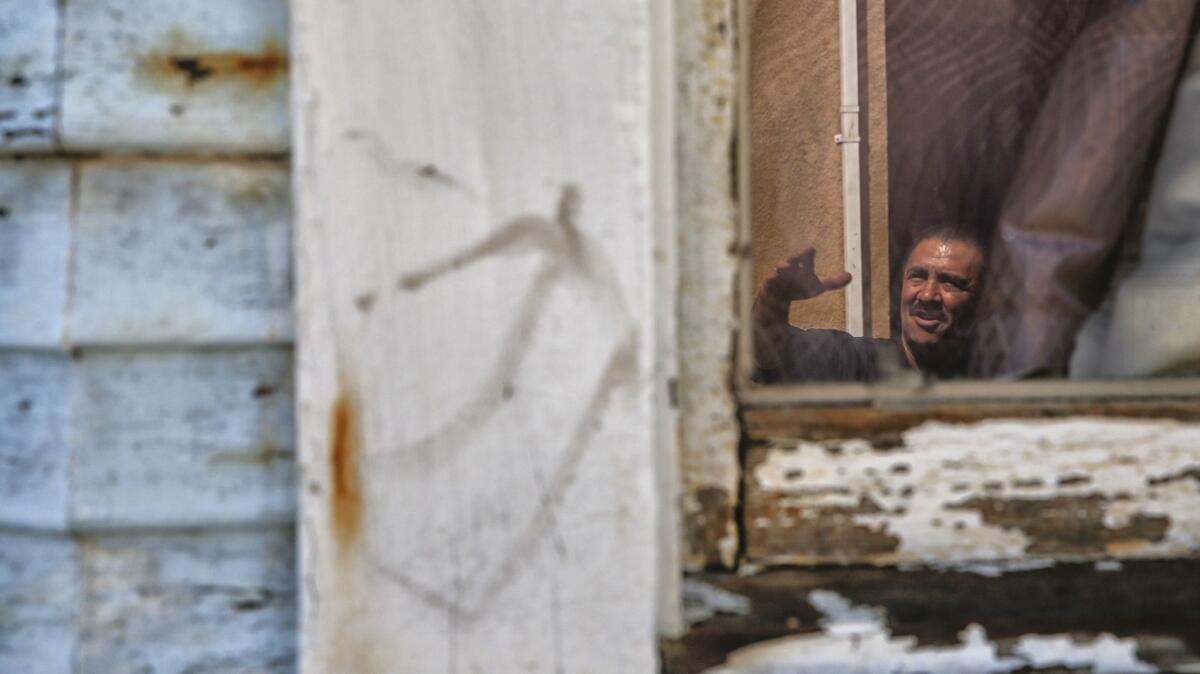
[669,7,1200,671]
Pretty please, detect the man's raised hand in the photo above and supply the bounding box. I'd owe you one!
[754,247,852,325]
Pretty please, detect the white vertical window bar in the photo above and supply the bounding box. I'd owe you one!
[837,0,871,337]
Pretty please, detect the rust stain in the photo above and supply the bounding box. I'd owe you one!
[330,392,363,546]
[139,38,288,90]
[949,494,1169,555]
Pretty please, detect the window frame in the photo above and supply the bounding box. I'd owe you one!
[732,0,1200,412]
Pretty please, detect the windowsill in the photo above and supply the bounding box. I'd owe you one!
[738,377,1200,439]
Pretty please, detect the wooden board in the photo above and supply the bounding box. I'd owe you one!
[292,2,673,671]
[743,415,1200,566]
[676,0,741,572]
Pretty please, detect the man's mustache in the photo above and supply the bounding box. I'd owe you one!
[910,302,945,321]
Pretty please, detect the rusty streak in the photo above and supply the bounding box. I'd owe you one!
[140,41,288,89]
[330,392,362,546]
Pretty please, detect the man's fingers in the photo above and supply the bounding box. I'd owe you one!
[776,247,815,272]
[819,271,853,290]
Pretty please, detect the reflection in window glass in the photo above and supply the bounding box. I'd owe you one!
[751,0,1200,383]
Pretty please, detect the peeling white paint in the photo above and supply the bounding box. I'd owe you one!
[752,418,1200,563]
[808,590,885,638]
[1015,633,1154,674]
[704,590,1158,674]
[683,578,752,626]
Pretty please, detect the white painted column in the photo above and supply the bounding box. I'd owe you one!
[292,2,672,672]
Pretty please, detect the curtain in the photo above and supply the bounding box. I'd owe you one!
[886,0,1197,377]
[1072,37,1200,376]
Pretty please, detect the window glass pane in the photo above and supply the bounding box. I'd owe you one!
[750,0,1200,384]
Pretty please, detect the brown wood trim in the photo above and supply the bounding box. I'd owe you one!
[743,399,1200,440]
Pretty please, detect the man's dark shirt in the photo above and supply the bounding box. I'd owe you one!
[756,323,979,383]
[755,325,901,383]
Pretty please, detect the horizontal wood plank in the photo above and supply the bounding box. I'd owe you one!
[744,398,1200,442]
[60,0,289,153]
[743,417,1200,566]
[665,562,1200,673]
[69,160,292,345]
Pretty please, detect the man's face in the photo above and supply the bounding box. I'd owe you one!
[900,237,984,350]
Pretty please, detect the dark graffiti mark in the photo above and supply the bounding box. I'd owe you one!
[343,128,481,198]
[353,291,377,313]
[370,329,638,624]
[357,185,640,621]
[371,184,620,473]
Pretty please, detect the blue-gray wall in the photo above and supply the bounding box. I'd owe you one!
[0,1,296,671]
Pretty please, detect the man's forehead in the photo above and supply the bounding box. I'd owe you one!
[905,237,983,275]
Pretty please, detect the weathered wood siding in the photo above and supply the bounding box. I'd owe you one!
[676,0,742,573]
[745,417,1200,564]
[0,1,295,671]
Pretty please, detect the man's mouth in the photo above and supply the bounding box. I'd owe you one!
[910,309,944,331]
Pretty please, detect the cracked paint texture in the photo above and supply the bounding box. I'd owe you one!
[746,418,1200,565]
[702,590,1158,674]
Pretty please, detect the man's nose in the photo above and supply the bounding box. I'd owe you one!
[916,279,939,302]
